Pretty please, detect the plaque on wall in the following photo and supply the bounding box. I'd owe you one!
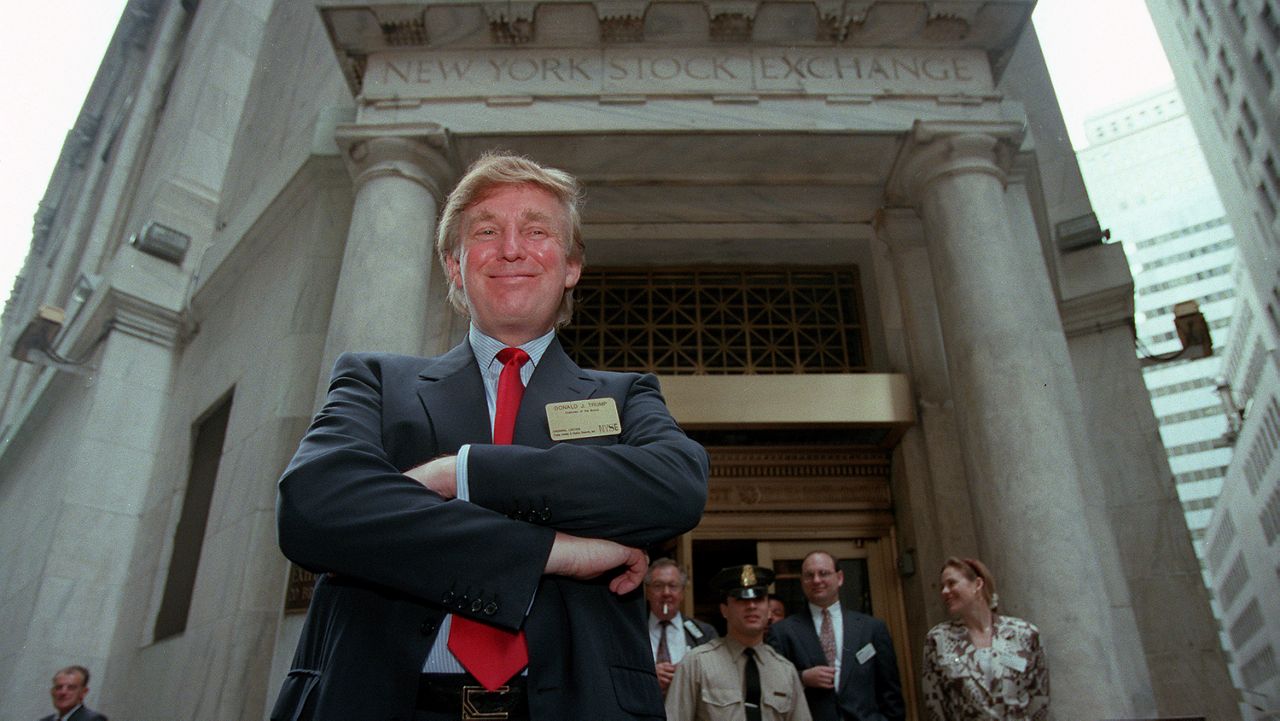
[285,564,319,613]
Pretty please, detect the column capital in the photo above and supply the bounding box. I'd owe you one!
[334,124,456,201]
[885,120,1025,208]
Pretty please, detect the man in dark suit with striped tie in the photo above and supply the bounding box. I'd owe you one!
[767,551,905,721]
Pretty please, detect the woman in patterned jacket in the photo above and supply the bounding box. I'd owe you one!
[921,557,1049,720]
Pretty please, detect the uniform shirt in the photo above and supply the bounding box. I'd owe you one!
[921,614,1049,720]
[665,637,813,721]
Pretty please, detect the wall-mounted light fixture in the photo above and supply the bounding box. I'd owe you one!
[1140,300,1213,368]
[131,221,190,264]
[11,305,65,363]
[1055,212,1112,253]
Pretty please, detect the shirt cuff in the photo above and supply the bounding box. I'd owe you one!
[455,444,471,502]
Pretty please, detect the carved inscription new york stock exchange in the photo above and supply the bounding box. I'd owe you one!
[364,47,993,100]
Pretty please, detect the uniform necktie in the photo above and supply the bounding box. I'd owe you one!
[448,347,531,690]
[656,620,672,664]
[744,646,762,721]
[820,607,837,666]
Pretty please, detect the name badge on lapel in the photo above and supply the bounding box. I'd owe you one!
[683,619,705,640]
[546,398,622,441]
[856,643,876,665]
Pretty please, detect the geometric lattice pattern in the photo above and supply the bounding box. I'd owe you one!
[563,268,868,374]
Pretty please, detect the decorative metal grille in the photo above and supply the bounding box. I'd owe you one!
[563,268,868,374]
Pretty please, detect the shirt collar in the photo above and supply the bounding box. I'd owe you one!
[650,612,684,629]
[468,324,555,369]
[809,600,841,618]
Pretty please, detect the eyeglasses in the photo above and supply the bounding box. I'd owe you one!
[646,582,684,591]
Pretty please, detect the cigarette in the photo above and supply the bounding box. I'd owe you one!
[663,603,670,615]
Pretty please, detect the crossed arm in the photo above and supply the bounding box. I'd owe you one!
[278,352,708,627]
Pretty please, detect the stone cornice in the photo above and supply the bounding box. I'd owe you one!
[1058,282,1136,339]
[319,0,1034,94]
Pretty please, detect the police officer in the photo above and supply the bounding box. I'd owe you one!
[665,565,812,721]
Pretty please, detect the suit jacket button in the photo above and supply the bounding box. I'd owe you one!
[471,598,484,613]
[539,509,551,522]
[420,621,437,636]
[442,591,455,604]
[483,602,498,616]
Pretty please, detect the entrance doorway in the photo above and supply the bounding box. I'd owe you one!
[665,442,918,718]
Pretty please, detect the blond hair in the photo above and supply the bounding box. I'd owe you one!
[436,151,585,327]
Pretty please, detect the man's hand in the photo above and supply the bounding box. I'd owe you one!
[545,532,649,595]
[404,456,457,498]
[801,665,837,689]
[655,661,677,692]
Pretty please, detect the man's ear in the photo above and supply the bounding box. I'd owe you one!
[446,252,463,289]
[564,255,582,289]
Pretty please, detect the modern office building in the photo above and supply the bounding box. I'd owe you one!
[0,1,1237,718]
[1144,1,1280,713]
[1076,87,1236,560]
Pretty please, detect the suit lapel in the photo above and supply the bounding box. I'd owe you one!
[415,343,491,451]
[793,606,829,667]
[838,609,860,689]
[415,339,598,453]
[513,339,597,449]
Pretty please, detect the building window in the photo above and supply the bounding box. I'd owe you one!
[1241,645,1278,689]
[1198,0,1214,27]
[1229,0,1246,26]
[1241,100,1260,136]
[1261,183,1278,219]
[1181,496,1218,512]
[1264,3,1280,45]
[1215,75,1230,106]
[1262,484,1280,544]
[1177,465,1229,486]
[1195,27,1209,57]
[1229,599,1265,647]
[1159,403,1228,426]
[153,392,234,641]
[1257,48,1276,89]
[1237,127,1254,160]
[1207,511,1237,570]
[1137,263,1234,295]
[1266,155,1280,198]
[1219,552,1251,609]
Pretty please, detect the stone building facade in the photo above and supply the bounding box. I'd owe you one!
[0,0,1238,718]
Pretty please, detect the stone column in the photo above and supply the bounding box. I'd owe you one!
[872,212,979,619]
[324,127,454,376]
[886,121,1139,718]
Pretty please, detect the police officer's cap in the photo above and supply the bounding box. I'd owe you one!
[712,565,775,600]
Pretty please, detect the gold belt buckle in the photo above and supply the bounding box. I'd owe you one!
[462,685,510,721]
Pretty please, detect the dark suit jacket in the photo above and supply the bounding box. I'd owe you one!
[767,606,905,721]
[40,706,108,721]
[271,340,708,720]
[683,617,718,648]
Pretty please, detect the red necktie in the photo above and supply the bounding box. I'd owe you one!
[448,346,531,690]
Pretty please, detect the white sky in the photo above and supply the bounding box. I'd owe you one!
[0,0,1176,318]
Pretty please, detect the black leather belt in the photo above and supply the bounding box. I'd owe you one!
[417,674,529,720]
